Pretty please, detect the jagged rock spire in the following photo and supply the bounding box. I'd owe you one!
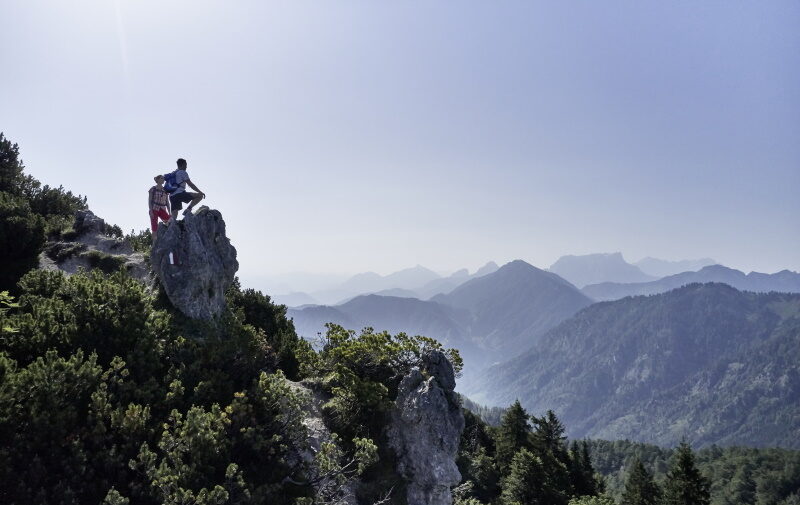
[388,350,465,505]
[151,206,238,319]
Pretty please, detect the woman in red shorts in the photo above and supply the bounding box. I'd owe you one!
[148,174,171,236]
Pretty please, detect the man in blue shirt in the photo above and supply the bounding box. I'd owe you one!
[169,158,206,220]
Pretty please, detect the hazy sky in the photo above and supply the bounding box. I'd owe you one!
[3,1,799,289]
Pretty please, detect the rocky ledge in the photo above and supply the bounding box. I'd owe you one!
[39,209,148,280]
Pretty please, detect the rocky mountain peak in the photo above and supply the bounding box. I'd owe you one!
[549,252,655,288]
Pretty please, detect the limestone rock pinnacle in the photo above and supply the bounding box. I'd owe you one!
[151,206,238,319]
[387,350,465,505]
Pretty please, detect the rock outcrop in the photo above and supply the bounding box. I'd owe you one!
[387,350,465,505]
[40,209,149,280]
[151,206,238,320]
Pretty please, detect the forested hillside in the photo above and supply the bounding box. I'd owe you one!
[457,401,800,504]
[465,283,800,447]
[587,439,800,505]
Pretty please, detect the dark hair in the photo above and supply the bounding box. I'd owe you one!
[176,158,187,169]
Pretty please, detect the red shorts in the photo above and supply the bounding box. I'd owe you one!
[150,207,171,233]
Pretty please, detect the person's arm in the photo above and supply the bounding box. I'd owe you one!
[148,187,155,215]
[185,178,205,198]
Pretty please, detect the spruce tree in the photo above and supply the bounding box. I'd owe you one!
[533,410,569,461]
[495,400,531,473]
[621,458,661,505]
[570,440,599,497]
[500,448,544,505]
[532,410,571,505]
[663,442,710,505]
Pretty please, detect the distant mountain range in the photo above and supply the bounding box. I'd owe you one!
[308,265,441,304]
[549,252,656,288]
[415,261,500,300]
[269,254,723,306]
[289,260,591,376]
[634,256,717,277]
[583,264,800,301]
[281,261,499,306]
[462,283,800,448]
[272,291,319,307]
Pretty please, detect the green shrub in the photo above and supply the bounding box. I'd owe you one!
[0,192,46,292]
[126,228,152,254]
[27,184,86,224]
[81,250,127,274]
[300,323,462,440]
[227,280,302,379]
[0,350,104,503]
[0,265,319,504]
[45,241,87,262]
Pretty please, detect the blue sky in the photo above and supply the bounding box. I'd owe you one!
[2,1,798,289]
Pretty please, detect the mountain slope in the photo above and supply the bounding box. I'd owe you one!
[583,264,800,301]
[465,283,800,448]
[549,253,656,288]
[433,260,593,358]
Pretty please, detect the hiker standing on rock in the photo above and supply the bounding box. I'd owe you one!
[148,174,171,235]
[165,158,205,220]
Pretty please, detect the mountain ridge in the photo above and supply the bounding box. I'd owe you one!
[634,256,717,277]
[583,264,800,301]
[549,252,656,288]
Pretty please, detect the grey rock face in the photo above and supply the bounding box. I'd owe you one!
[388,350,465,505]
[151,207,238,319]
[40,210,149,281]
[74,209,134,255]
